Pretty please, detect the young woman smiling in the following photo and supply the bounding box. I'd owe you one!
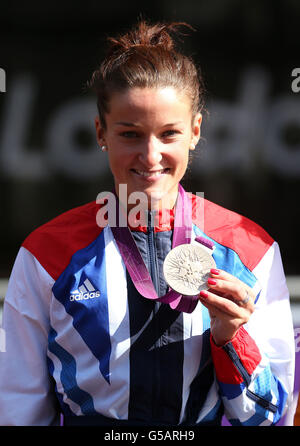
[0,20,295,426]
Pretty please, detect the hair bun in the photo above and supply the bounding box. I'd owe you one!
[106,20,195,55]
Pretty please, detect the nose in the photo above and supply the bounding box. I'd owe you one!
[138,137,163,167]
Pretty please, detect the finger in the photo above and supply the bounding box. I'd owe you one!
[206,277,255,311]
[199,289,245,317]
[210,268,256,310]
[210,268,242,285]
[198,297,225,320]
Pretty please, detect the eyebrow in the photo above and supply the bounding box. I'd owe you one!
[114,121,184,127]
[115,122,139,127]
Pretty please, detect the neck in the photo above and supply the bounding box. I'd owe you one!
[116,187,179,214]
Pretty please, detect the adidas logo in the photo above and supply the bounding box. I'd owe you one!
[70,278,100,301]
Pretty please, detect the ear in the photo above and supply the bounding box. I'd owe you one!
[190,113,202,150]
[95,116,106,147]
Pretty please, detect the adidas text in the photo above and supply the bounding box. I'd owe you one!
[70,291,100,301]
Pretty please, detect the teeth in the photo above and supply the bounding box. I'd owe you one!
[135,169,166,177]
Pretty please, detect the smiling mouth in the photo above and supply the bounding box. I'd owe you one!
[132,168,170,177]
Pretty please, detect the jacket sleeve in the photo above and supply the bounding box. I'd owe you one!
[210,241,295,426]
[0,247,60,426]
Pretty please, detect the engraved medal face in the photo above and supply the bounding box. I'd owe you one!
[163,244,216,296]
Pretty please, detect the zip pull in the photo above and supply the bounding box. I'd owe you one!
[146,209,158,233]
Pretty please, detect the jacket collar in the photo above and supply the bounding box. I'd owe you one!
[128,208,175,232]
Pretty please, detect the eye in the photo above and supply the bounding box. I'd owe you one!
[162,129,180,138]
[120,131,139,138]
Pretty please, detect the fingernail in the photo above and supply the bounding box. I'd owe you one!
[207,278,217,286]
[199,290,208,298]
[210,269,220,275]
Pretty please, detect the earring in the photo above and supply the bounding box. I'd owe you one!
[190,143,195,150]
[101,145,107,152]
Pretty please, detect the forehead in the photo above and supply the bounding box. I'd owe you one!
[106,86,192,123]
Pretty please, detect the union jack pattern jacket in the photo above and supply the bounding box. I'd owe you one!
[0,191,295,425]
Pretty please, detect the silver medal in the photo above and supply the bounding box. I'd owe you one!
[163,243,216,296]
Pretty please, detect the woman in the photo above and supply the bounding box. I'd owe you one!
[0,20,295,426]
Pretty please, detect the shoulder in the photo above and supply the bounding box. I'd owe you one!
[189,193,274,271]
[22,201,103,280]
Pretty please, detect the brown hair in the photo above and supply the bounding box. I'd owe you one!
[88,20,205,129]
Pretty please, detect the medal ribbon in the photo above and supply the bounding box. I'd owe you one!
[110,184,202,313]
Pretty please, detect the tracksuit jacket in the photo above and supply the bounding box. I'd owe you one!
[0,191,295,425]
